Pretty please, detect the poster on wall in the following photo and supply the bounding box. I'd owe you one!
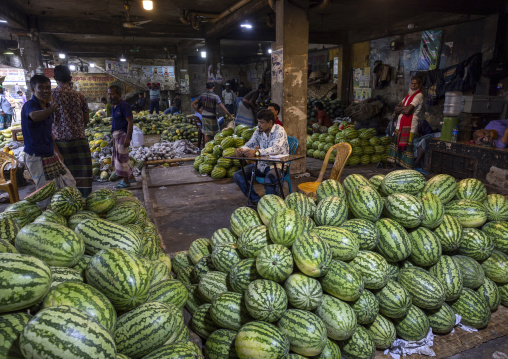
[353,67,371,103]
[71,73,118,102]
[105,60,129,76]
[271,49,283,84]
[417,30,442,71]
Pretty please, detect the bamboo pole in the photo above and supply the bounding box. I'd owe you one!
[145,157,197,165]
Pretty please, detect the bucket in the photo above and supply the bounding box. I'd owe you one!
[441,117,459,141]
[443,91,463,116]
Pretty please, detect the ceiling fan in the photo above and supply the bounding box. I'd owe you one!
[123,1,152,29]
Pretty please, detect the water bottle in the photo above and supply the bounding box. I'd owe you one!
[451,126,458,143]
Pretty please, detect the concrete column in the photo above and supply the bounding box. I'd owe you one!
[338,44,352,102]
[271,0,309,174]
[205,37,222,96]
[177,47,191,113]
[17,34,44,96]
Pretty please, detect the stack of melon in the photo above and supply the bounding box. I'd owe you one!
[0,184,200,358]
[177,170,508,358]
[193,125,255,179]
[307,125,392,165]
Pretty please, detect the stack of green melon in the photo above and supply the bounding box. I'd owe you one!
[0,184,201,358]
[307,125,392,165]
[193,125,255,179]
[177,170,508,358]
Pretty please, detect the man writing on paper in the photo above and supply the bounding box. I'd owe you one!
[233,109,289,205]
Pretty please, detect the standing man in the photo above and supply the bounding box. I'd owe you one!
[236,84,266,127]
[222,83,236,115]
[101,97,112,117]
[235,81,250,114]
[17,90,27,105]
[192,82,232,144]
[22,75,75,206]
[268,103,283,127]
[132,93,146,112]
[51,65,93,197]
[108,85,134,188]
[0,85,14,129]
[147,82,161,114]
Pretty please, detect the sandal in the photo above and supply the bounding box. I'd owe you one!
[115,181,130,189]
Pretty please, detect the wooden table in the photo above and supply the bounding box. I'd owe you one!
[225,154,305,206]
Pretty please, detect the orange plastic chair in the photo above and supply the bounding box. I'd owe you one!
[298,142,352,199]
[0,152,20,203]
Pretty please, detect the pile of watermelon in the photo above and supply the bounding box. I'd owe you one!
[0,185,201,358]
[176,170,508,358]
[307,124,392,165]
[193,125,255,179]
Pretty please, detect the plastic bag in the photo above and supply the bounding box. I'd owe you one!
[131,126,144,148]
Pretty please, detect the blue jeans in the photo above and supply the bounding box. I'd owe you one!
[149,100,160,114]
[0,114,12,129]
[233,163,282,203]
[163,106,180,115]
[234,97,243,114]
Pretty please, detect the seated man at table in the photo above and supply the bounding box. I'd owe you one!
[233,109,289,204]
[473,119,508,148]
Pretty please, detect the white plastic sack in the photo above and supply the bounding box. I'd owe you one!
[131,126,144,148]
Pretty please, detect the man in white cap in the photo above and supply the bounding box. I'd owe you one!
[222,83,236,115]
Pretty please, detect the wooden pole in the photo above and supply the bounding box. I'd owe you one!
[145,157,196,165]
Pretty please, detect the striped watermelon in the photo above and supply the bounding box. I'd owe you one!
[143,342,198,358]
[245,279,288,322]
[15,222,85,267]
[41,281,116,332]
[451,288,491,329]
[230,207,262,237]
[105,204,138,225]
[235,321,289,359]
[211,243,241,274]
[478,277,501,312]
[204,329,238,359]
[237,225,270,258]
[229,258,261,294]
[445,199,487,228]
[376,218,412,262]
[376,280,412,319]
[429,255,463,301]
[115,301,181,358]
[365,314,396,349]
[189,238,212,264]
[315,339,341,359]
[341,219,379,250]
[34,209,67,226]
[314,198,355,229]
[386,262,400,281]
[142,233,162,261]
[481,250,508,284]
[50,187,82,217]
[268,208,304,247]
[193,255,215,281]
[72,254,92,275]
[499,283,508,307]
[426,302,456,334]
[292,232,331,277]
[86,188,116,214]
[185,285,206,315]
[284,273,323,310]
[453,255,485,289]
[0,238,17,253]
[6,200,42,222]
[49,266,83,289]
[164,311,187,345]
[191,303,220,339]
[338,325,376,359]
[482,221,508,254]
[74,218,143,257]
[420,192,445,229]
[343,174,371,194]
[86,248,153,311]
[177,266,196,288]
[210,291,251,330]
[0,218,20,244]
[422,174,457,204]
[349,185,383,222]
[211,228,237,247]
[19,306,116,359]
[316,179,346,202]
[151,259,172,285]
[459,228,494,261]
[393,304,430,341]
[456,178,487,202]
[256,244,293,282]
[257,194,286,225]
[369,174,385,190]
[384,193,423,228]
[25,180,56,203]
[409,227,442,266]
[350,250,389,290]
[302,216,317,233]
[278,309,327,356]
[321,259,364,301]
[199,271,229,302]
[350,289,378,324]
[380,170,426,195]
[67,211,99,230]
[0,312,33,358]
[285,192,315,217]
[484,194,508,221]
[311,226,359,261]
[0,211,30,229]
[434,214,463,252]
[398,267,445,309]
[171,251,192,274]
[146,279,189,309]
[315,294,357,340]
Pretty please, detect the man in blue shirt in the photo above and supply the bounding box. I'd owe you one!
[22,75,75,206]
[0,85,14,129]
[108,85,134,188]
[147,83,161,114]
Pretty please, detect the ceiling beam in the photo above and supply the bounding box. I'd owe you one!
[0,0,28,30]
[53,42,178,58]
[221,29,276,42]
[393,0,505,15]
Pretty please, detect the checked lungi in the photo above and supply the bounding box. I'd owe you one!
[55,138,93,197]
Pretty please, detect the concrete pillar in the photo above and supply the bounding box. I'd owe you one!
[17,34,44,97]
[177,47,191,113]
[338,44,352,102]
[205,37,222,96]
[271,0,309,174]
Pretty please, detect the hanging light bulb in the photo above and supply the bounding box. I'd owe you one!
[120,54,127,62]
[69,64,76,71]
[58,53,66,59]
[143,0,153,10]
[201,51,207,58]
[89,62,95,68]
[268,48,272,54]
